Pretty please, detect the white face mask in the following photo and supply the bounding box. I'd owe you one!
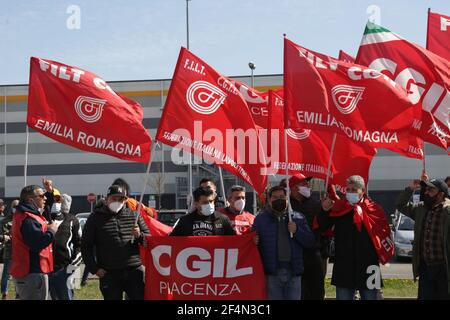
[346,192,361,205]
[200,203,215,216]
[108,201,124,213]
[233,199,245,212]
[298,186,311,198]
[51,202,61,214]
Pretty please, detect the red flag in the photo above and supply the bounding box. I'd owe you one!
[233,80,270,129]
[427,10,450,61]
[338,50,355,63]
[156,48,268,194]
[337,49,423,159]
[284,38,418,149]
[356,22,450,153]
[268,90,376,190]
[27,57,152,163]
[144,233,266,300]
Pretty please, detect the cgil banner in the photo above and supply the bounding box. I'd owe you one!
[144,232,266,300]
[27,57,152,163]
[427,10,450,62]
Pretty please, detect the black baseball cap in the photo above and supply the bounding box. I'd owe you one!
[420,179,449,197]
[107,185,127,198]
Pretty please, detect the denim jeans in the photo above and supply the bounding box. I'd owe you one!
[48,267,74,300]
[266,268,302,300]
[336,287,379,300]
[1,258,12,294]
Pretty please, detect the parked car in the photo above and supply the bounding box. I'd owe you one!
[392,213,414,260]
[157,209,188,227]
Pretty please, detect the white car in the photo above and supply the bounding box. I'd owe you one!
[392,213,415,260]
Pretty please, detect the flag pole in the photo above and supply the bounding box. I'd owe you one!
[248,61,258,214]
[186,0,194,209]
[218,167,226,206]
[131,143,157,242]
[324,133,337,194]
[24,126,29,187]
[284,127,294,238]
[281,34,293,238]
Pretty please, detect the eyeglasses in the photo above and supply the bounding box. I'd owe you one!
[34,194,46,199]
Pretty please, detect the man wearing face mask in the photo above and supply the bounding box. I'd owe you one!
[81,185,150,300]
[170,187,235,236]
[286,174,327,300]
[48,194,82,300]
[11,185,59,300]
[396,178,450,300]
[0,199,18,299]
[252,186,315,300]
[318,175,393,300]
[218,185,254,235]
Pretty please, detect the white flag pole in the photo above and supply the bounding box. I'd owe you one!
[283,127,294,238]
[218,167,227,206]
[24,126,30,187]
[324,133,337,194]
[131,143,157,242]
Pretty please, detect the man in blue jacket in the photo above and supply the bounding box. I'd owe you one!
[252,185,315,300]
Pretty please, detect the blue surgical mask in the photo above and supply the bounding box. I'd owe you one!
[346,192,361,205]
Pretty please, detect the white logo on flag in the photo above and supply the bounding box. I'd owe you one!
[74,96,106,123]
[186,81,226,114]
[441,17,450,31]
[286,128,311,140]
[331,85,365,115]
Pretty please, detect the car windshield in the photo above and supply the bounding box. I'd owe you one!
[398,215,414,231]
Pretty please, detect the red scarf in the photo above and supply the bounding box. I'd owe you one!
[329,195,394,264]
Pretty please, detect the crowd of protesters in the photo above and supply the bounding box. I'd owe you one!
[0,174,449,300]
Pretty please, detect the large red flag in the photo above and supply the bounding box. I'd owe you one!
[356,22,450,153]
[155,48,268,194]
[284,38,418,149]
[427,10,450,62]
[144,233,266,300]
[27,57,152,163]
[268,90,376,190]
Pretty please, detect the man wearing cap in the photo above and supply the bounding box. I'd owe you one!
[81,184,150,300]
[281,174,327,300]
[396,178,450,300]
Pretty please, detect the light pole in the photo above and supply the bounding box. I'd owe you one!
[248,62,257,214]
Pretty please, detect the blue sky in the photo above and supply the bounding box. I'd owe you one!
[1,0,449,85]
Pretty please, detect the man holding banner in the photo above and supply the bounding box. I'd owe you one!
[170,187,235,237]
[252,186,315,300]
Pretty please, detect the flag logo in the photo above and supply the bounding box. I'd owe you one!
[186,80,226,115]
[286,128,311,140]
[74,96,106,123]
[331,85,365,115]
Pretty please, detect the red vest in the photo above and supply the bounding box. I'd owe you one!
[11,210,53,278]
[218,207,255,235]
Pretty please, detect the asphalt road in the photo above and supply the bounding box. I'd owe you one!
[327,259,414,279]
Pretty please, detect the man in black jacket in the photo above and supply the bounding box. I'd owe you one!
[48,194,82,300]
[81,184,150,300]
[171,187,236,236]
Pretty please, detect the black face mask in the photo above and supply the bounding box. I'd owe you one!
[423,194,438,208]
[271,199,287,213]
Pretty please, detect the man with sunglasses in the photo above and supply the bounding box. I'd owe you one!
[396,177,450,300]
[10,185,59,300]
